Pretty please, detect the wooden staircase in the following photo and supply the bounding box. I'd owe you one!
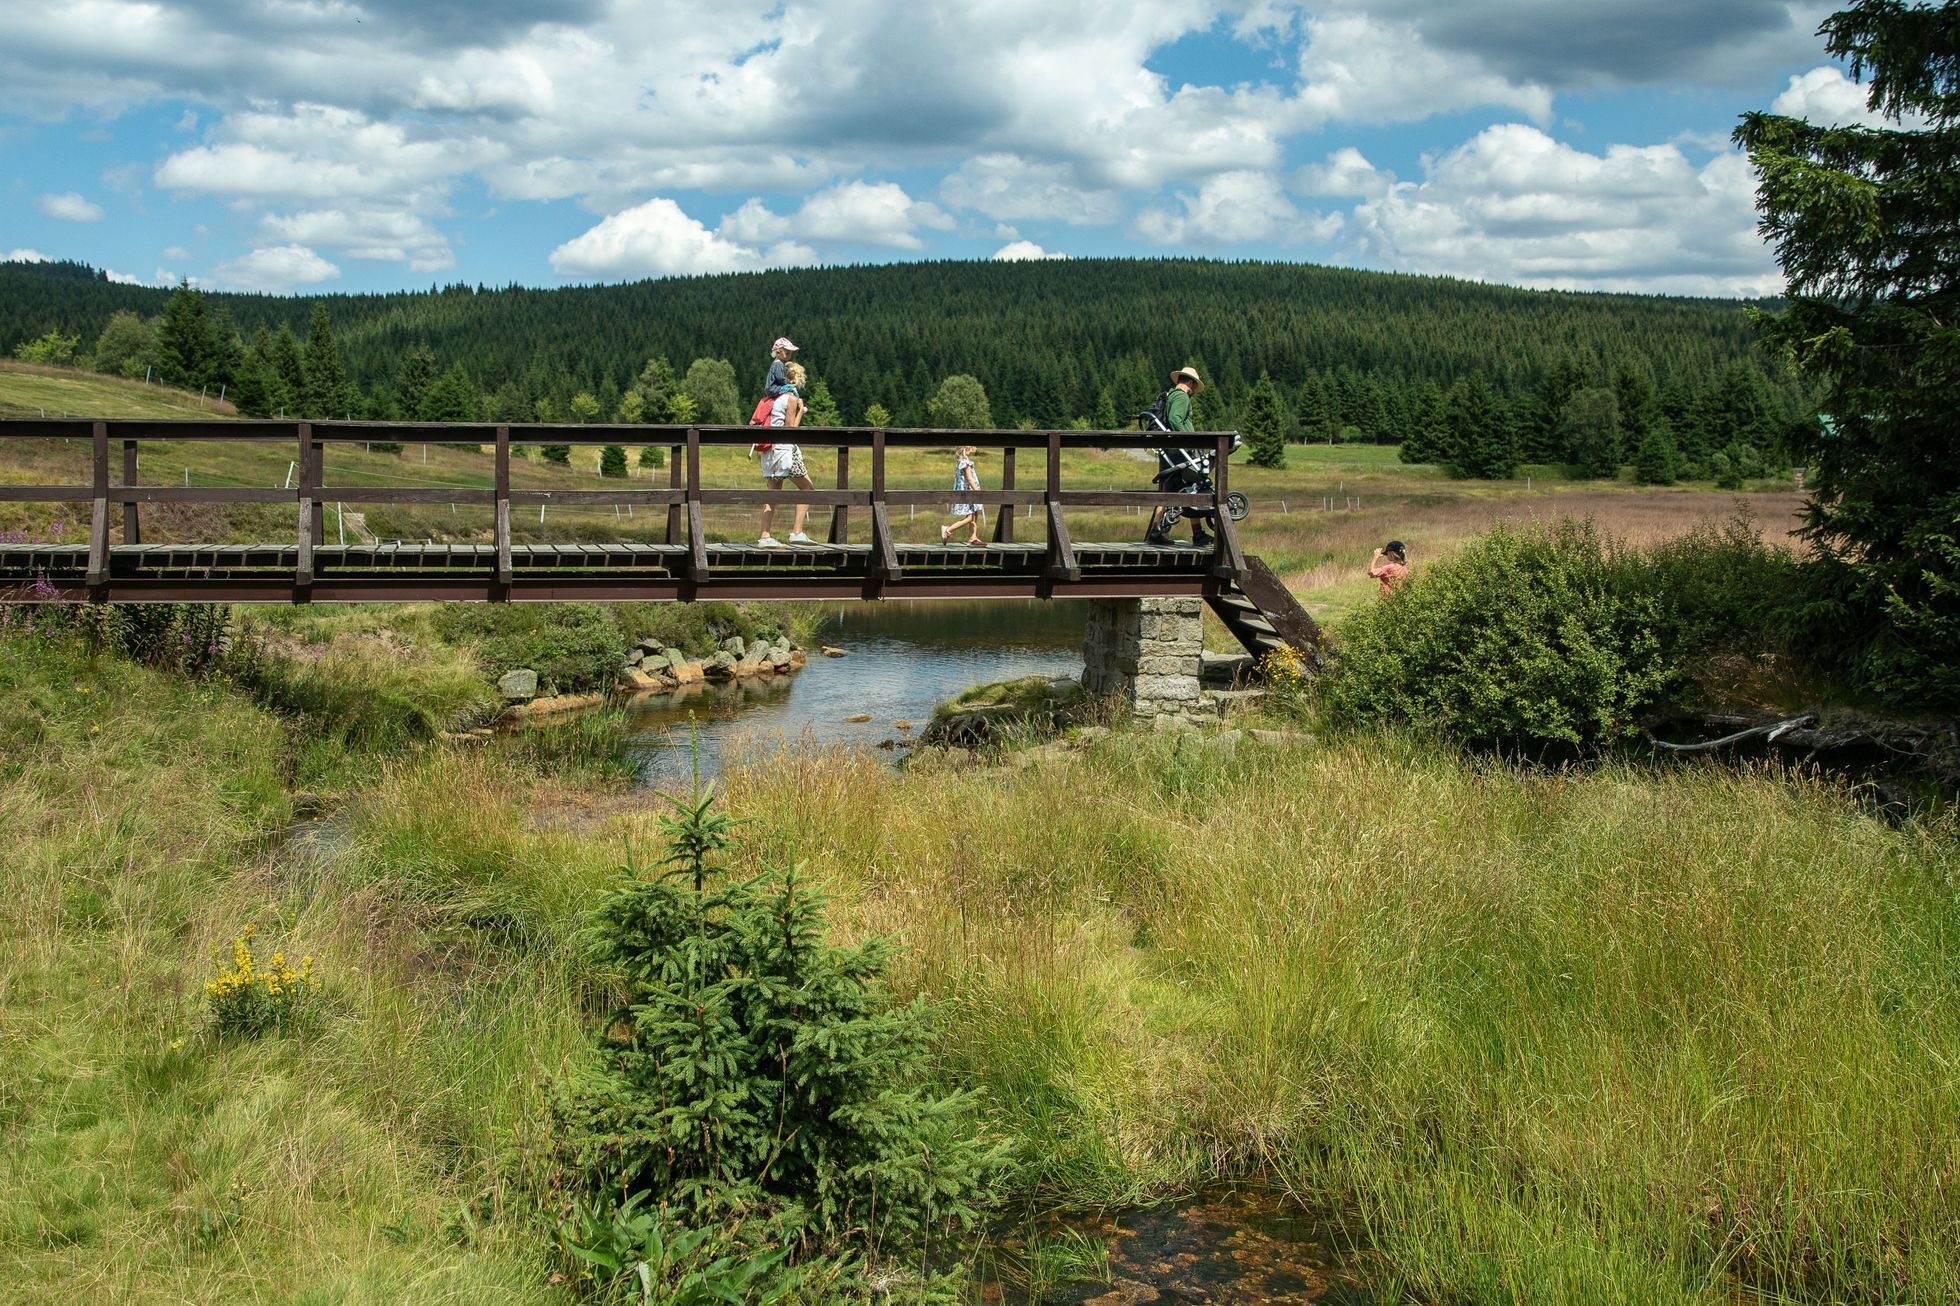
[1209,554,1327,673]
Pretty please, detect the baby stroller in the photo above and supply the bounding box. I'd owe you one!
[1138,407,1248,540]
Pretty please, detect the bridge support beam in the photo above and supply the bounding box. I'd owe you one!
[1082,596,1204,721]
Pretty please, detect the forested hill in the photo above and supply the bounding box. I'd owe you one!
[0,256,1785,436]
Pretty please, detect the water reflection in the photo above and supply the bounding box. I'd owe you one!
[622,599,1087,785]
[963,1187,1378,1304]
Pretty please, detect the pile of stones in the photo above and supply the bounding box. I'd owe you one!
[618,632,805,693]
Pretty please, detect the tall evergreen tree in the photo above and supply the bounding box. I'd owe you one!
[421,362,480,422]
[155,282,220,390]
[1613,359,1660,450]
[1242,372,1287,469]
[1737,0,1960,699]
[268,324,306,414]
[1562,387,1624,478]
[395,343,438,420]
[1634,422,1680,485]
[803,378,842,427]
[1446,376,1518,480]
[300,304,351,419]
[1094,387,1120,431]
[1528,353,1588,463]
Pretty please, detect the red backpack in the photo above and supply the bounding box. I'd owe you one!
[748,395,775,449]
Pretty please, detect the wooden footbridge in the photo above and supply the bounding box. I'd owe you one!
[0,419,1321,662]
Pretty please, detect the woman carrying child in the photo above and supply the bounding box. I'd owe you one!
[755,362,817,547]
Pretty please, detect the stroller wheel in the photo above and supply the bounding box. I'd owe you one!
[1226,492,1250,522]
[1159,504,1184,529]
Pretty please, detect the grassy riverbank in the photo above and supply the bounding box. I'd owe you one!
[3,619,1955,1303]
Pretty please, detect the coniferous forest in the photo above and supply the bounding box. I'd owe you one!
[2,255,1810,479]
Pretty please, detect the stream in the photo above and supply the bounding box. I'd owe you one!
[620,599,1087,785]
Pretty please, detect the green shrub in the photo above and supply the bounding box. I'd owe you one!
[1328,520,1673,749]
[550,781,998,1259]
[1633,516,1810,660]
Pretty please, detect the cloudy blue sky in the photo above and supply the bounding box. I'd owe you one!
[0,1,1886,299]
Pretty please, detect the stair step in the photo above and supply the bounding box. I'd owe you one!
[1216,594,1260,613]
[1235,613,1277,634]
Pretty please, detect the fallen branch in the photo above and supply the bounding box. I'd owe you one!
[1646,714,1816,754]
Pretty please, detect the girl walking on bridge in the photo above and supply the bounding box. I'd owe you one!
[941,445,985,545]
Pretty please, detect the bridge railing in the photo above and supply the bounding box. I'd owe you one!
[0,419,1246,593]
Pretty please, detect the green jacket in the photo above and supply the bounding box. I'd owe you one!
[1165,386,1194,433]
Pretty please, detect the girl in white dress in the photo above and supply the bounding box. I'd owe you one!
[940,445,984,546]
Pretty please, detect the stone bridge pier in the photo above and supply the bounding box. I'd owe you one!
[1082,596,1206,720]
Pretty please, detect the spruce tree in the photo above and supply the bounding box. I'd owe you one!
[1634,423,1680,485]
[1561,387,1624,478]
[599,445,627,478]
[1243,372,1287,469]
[394,343,438,420]
[155,281,219,389]
[300,304,350,419]
[269,325,306,415]
[421,363,480,423]
[803,378,841,426]
[1094,387,1119,432]
[1446,376,1518,479]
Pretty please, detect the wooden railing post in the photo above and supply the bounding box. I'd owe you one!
[121,439,139,545]
[993,444,1015,543]
[829,445,851,544]
[86,421,109,594]
[1212,432,1246,578]
[295,421,315,593]
[494,425,512,586]
[869,429,900,580]
[684,427,708,582]
[1044,430,1077,581]
[666,440,683,546]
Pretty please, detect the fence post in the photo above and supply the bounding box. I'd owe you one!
[494,425,512,587]
[666,438,683,547]
[295,422,315,594]
[829,445,851,544]
[120,438,140,545]
[994,445,1015,543]
[86,421,110,594]
[685,427,708,582]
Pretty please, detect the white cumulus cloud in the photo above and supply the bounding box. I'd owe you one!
[1134,170,1339,246]
[942,155,1125,226]
[260,207,454,272]
[991,241,1068,261]
[6,248,50,263]
[1337,123,1778,295]
[1771,65,1891,127]
[38,191,104,222]
[551,197,768,279]
[207,244,341,292]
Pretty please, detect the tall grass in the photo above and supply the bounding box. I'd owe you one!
[721,737,1960,1304]
[8,620,1956,1303]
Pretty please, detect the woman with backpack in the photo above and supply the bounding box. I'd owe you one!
[755,363,815,547]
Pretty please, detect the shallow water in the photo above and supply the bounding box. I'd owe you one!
[962,1187,1378,1304]
[620,599,1087,786]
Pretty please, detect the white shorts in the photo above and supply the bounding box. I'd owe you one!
[761,445,806,481]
